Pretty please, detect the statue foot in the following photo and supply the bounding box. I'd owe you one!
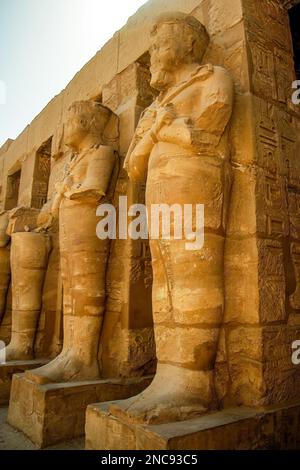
[25,351,100,384]
[109,386,207,425]
[3,343,33,362]
[109,365,213,425]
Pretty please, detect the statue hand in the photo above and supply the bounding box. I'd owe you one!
[127,149,149,183]
[36,212,54,231]
[54,182,65,195]
[66,184,105,201]
[8,206,27,220]
[36,198,56,230]
[153,104,176,135]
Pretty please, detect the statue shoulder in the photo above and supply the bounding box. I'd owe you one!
[212,65,233,81]
[193,64,234,100]
[85,145,114,159]
[193,64,233,84]
[140,101,159,119]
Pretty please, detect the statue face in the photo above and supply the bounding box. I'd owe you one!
[150,22,208,91]
[150,24,180,91]
[64,103,111,150]
[64,107,86,149]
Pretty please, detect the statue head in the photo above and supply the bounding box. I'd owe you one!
[64,101,112,150]
[150,12,210,91]
[0,211,10,247]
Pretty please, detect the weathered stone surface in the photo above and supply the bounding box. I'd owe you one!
[0,360,47,406]
[224,237,259,324]
[8,373,152,448]
[86,400,300,450]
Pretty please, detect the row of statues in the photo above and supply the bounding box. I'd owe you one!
[0,12,234,425]
[1,101,119,385]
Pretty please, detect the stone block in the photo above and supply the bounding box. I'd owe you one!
[85,400,300,450]
[224,236,259,324]
[0,360,47,406]
[8,373,152,448]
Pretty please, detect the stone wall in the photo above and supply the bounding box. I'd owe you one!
[0,0,299,407]
[220,0,300,407]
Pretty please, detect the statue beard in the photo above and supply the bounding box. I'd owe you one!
[150,65,174,92]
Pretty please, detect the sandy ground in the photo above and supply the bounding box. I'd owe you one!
[0,407,84,450]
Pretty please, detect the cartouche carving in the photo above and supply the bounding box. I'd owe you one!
[110,12,234,424]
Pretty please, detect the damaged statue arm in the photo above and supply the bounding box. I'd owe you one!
[194,67,234,143]
[36,175,71,231]
[66,146,116,202]
[156,67,234,149]
[35,192,62,232]
[126,131,155,183]
[126,104,178,181]
[124,104,158,183]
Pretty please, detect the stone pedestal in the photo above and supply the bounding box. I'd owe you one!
[8,373,152,448]
[85,400,300,450]
[0,360,47,406]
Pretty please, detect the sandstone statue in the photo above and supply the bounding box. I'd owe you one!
[26,100,119,383]
[3,206,51,361]
[0,211,11,324]
[110,12,234,424]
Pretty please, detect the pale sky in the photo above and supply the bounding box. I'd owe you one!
[0,0,147,147]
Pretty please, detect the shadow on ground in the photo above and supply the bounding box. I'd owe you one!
[0,407,84,450]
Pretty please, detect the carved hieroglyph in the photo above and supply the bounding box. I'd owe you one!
[26,101,119,383]
[108,12,234,424]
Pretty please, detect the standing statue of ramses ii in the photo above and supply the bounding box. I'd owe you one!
[111,12,234,425]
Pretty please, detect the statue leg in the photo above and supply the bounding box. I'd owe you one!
[0,246,10,323]
[27,200,109,384]
[109,235,224,424]
[109,156,230,424]
[4,233,50,361]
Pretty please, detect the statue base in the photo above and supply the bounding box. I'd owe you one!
[8,373,152,448]
[85,400,300,450]
[0,360,48,406]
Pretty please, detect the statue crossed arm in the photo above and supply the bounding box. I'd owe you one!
[126,64,233,183]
